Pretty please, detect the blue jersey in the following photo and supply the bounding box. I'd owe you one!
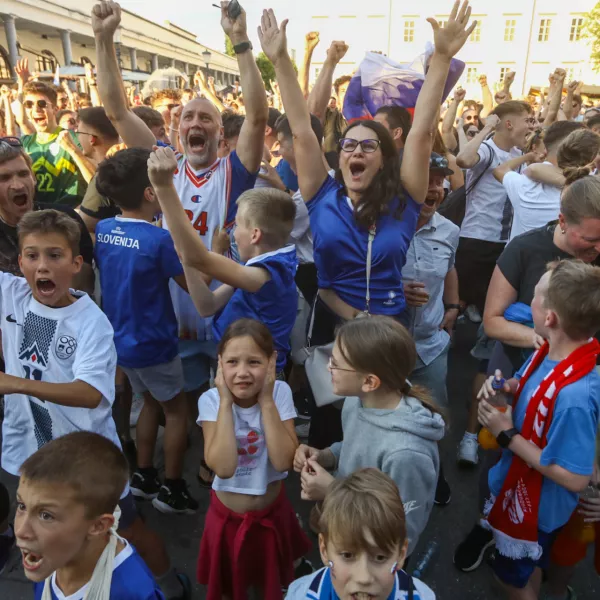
[307,176,420,315]
[213,246,298,371]
[95,216,183,369]
[489,355,600,533]
[34,542,165,599]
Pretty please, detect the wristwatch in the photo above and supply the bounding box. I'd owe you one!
[233,41,253,54]
[497,427,519,449]
[444,303,461,311]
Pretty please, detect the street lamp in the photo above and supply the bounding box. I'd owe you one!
[202,49,212,78]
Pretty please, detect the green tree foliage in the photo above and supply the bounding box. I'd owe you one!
[255,53,298,90]
[583,2,600,72]
[225,36,235,57]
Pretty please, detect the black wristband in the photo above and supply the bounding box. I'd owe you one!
[233,41,253,54]
[444,303,461,311]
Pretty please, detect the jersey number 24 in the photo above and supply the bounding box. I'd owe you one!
[184,210,209,236]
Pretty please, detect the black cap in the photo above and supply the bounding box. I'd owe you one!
[429,152,454,176]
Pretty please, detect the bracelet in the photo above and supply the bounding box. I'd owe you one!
[444,303,461,311]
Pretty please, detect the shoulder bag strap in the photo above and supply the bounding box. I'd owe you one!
[465,141,495,196]
[364,224,376,315]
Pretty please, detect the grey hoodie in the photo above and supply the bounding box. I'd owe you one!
[329,396,445,556]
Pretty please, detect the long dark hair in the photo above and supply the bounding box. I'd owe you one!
[335,120,404,229]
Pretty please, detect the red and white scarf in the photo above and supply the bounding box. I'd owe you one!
[483,338,600,560]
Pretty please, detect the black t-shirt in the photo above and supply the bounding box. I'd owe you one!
[0,203,94,276]
[497,222,600,370]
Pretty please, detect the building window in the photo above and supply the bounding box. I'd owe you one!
[466,66,478,84]
[570,17,584,42]
[404,20,415,43]
[499,67,510,82]
[0,46,11,80]
[469,21,481,42]
[504,19,516,42]
[538,18,551,42]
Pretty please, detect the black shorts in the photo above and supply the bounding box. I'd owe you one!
[455,237,506,313]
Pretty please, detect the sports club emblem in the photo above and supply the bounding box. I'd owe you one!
[55,335,77,360]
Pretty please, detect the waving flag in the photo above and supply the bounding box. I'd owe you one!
[344,43,465,123]
[53,64,60,86]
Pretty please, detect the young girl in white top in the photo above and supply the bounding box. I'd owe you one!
[196,318,311,600]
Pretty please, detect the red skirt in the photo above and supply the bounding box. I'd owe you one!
[197,485,312,600]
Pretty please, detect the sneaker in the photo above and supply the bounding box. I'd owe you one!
[129,393,144,427]
[152,481,199,515]
[130,470,161,500]
[453,523,494,572]
[465,305,482,324]
[295,422,310,439]
[0,526,15,575]
[434,472,451,506]
[457,435,479,466]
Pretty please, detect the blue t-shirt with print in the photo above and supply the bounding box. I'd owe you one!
[213,246,298,371]
[306,176,420,316]
[488,355,600,533]
[95,216,183,369]
[34,543,164,599]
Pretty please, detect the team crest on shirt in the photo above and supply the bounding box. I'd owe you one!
[55,335,77,360]
[19,342,48,369]
[384,291,397,307]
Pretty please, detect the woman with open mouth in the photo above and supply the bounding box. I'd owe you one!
[258,1,477,449]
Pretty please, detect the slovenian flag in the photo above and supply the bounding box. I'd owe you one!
[344,43,465,123]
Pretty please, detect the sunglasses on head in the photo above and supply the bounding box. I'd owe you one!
[339,138,381,153]
[430,155,449,170]
[24,99,48,110]
[0,136,22,148]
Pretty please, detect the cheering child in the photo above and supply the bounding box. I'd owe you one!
[196,319,310,599]
[477,260,600,600]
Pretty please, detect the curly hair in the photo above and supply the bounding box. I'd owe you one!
[335,120,404,230]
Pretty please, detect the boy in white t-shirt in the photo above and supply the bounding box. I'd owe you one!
[0,209,190,600]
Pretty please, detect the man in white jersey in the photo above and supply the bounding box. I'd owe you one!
[93,1,267,424]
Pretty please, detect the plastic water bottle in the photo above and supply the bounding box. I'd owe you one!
[478,371,510,451]
[412,541,439,580]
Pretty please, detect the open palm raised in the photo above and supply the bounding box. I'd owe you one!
[428,0,477,59]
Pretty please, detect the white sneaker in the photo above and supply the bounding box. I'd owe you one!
[465,305,482,323]
[129,394,144,427]
[457,435,479,466]
[295,422,310,439]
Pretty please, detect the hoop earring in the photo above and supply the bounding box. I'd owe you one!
[390,562,398,574]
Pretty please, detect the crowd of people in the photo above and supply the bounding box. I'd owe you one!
[0,0,599,599]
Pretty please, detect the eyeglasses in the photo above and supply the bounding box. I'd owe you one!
[24,99,48,110]
[328,357,356,373]
[430,155,449,170]
[0,137,22,148]
[463,114,478,122]
[339,138,381,153]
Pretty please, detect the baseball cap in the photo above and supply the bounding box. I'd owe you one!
[429,152,454,176]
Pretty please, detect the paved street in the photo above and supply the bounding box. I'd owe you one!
[1,320,598,599]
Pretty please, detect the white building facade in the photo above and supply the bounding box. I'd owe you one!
[281,0,599,96]
[0,0,239,87]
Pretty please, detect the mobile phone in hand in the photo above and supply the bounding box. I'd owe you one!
[228,0,242,19]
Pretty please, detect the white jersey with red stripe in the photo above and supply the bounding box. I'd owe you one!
[163,150,257,341]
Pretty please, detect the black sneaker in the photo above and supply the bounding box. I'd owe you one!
[130,470,161,500]
[453,523,495,572]
[152,480,199,515]
[0,526,15,575]
[434,472,451,506]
